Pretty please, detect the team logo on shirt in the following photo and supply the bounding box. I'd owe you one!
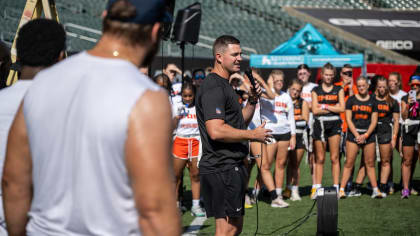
[377,104,390,117]
[352,105,372,120]
[301,93,311,98]
[318,95,338,102]
[216,108,222,114]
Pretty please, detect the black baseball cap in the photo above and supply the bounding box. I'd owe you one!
[106,0,172,24]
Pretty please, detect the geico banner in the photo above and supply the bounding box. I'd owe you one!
[295,8,420,52]
[250,54,364,68]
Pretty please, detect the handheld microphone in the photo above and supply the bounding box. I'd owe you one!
[245,68,256,90]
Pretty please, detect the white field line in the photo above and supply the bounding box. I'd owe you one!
[182,216,207,236]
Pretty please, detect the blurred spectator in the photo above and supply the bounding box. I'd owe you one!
[0,18,66,235]
[139,66,149,76]
[163,63,182,84]
[204,66,212,76]
[3,0,181,235]
[153,73,172,94]
[163,63,183,97]
[0,42,11,90]
[192,68,205,87]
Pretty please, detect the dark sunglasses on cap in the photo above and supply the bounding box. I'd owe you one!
[194,74,205,80]
[341,71,352,77]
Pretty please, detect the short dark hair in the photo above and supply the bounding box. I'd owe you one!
[212,35,240,58]
[103,0,155,47]
[16,19,66,67]
[181,80,196,102]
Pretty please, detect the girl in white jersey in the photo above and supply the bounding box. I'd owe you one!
[388,72,412,195]
[245,71,276,206]
[297,64,318,197]
[172,82,205,217]
[258,70,296,208]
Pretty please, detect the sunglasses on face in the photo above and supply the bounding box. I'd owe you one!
[341,71,352,77]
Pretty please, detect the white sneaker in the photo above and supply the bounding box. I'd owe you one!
[371,190,385,199]
[245,194,252,205]
[191,205,206,217]
[290,189,302,201]
[271,196,289,208]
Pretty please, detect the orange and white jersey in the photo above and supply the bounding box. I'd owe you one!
[302,82,317,126]
[172,103,200,137]
[301,82,317,104]
[260,91,296,135]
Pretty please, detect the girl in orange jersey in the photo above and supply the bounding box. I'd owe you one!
[375,77,400,195]
[286,79,309,201]
[172,81,205,216]
[339,76,385,199]
[311,63,345,198]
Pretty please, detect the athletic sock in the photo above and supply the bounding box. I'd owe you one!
[192,199,200,207]
[373,187,379,193]
[270,190,278,200]
[315,184,322,189]
[287,185,292,190]
[340,187,345,191]
[312,185,316,189]
[276,188,283,196]
[333,184,339,193]
[292,185,298,191]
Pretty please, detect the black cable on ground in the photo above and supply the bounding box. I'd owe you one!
[252,97,317,236]
[338,227,345,236]
[256,200,317,235]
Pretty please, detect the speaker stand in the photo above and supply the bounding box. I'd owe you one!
[180,41,186,83]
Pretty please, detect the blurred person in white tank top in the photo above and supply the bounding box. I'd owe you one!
[0,19,66,236]
[2,1,181,235]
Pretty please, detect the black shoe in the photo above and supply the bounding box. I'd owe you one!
[348,184,362,197]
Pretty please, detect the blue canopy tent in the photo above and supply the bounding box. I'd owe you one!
[250,24,364,68]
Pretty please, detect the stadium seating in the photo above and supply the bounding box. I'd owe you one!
[367,0,420,9]
[0,0,418,62]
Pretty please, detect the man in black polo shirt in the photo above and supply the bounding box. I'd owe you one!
[196,35,271,235]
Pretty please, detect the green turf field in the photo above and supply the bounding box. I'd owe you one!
[180,150,420,235]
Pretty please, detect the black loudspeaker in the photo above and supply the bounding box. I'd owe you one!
[317,187,338,236]
[161,0,175,41]
[171,2,201,44]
